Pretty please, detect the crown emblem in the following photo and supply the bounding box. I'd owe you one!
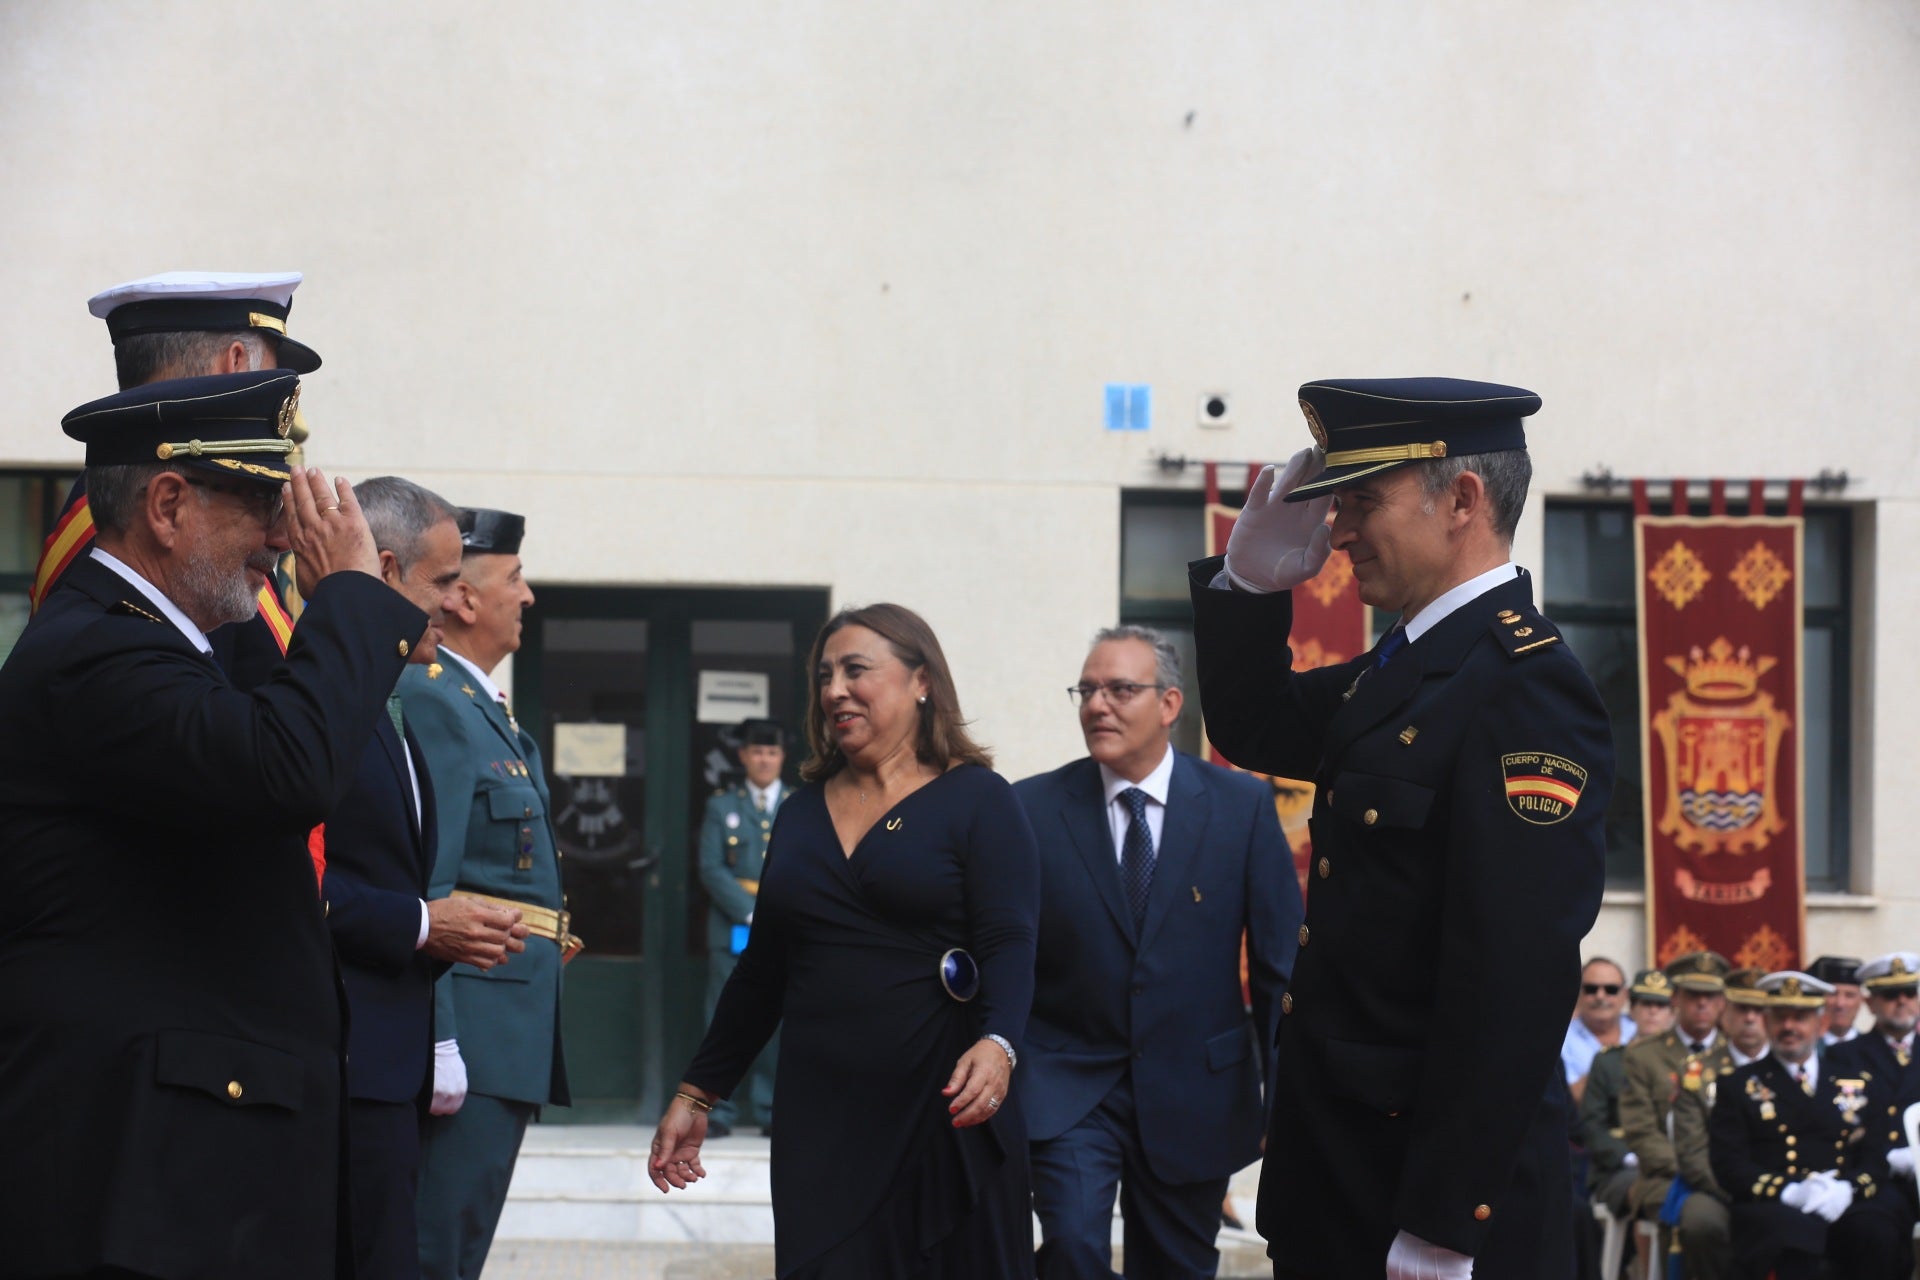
[277,385,301,440]
[1781,977,1803,998]
[1644,972,1671,992]
[1664,636,1777,701]
[1895,958,1911,977]
[1299,399,1329,451]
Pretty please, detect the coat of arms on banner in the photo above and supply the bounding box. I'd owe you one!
[1651,636,1790,855]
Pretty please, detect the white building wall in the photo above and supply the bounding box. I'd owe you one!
[2,0,1916,961]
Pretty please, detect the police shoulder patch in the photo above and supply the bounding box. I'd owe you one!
[1501,751,1588,824]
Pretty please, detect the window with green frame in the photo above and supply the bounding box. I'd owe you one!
[1543,500,1853,892]
[0,472,83,663]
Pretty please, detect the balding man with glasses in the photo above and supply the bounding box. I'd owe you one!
[1013,625,1301,1279]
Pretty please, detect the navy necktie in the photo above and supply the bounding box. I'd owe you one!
[1120,787,1156,930]
[1374,626,1408,669]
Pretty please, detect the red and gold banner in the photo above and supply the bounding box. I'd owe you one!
[1638,514,1805,971]
[1202,463,1369,902]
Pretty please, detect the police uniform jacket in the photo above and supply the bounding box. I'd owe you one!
[322,710,444,1103]
[1708,1054,1897,1254]
[697,782,779,954]
[0,556,424,1279]
[1189,559,1613,1273]
[1620,1030,1734,1213]
[399,649,569,1107]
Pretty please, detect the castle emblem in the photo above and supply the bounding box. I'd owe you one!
[1651,637,1791,855]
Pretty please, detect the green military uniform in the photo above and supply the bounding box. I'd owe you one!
[1581,1045,1637,1215]
[402,645,570,1280]
[1621,952,1735,1280]
[695,778,781,1130]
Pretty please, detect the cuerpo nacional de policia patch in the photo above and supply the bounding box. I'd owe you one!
[1501,752,1589,825]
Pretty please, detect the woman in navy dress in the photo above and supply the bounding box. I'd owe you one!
[648,602,1041,1278]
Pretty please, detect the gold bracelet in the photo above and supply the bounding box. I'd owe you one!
[675,1090,714,1113]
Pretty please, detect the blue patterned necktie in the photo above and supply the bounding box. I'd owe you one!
[1120,787,1156,930]
[1374,626,1408,669]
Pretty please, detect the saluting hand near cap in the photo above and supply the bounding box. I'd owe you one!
[285,465,380,589]
[1223,446,1335,593]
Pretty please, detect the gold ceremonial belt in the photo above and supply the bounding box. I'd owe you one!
[451,889,585,964]
[1323,440,1448,467]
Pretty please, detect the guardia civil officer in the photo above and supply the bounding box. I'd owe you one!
[401,508,572,1280]
[0,370,428,1278]
[1707,971,1912,1280]
[694,717,789,1135]
[1188,378,1615,1280]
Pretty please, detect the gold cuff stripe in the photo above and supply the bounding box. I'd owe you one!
[1323,441,1449,468]
[450,889,570,943]
[156,438,297,460]
[248,312,288,334]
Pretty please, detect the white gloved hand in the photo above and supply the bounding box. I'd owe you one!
[430,1038,468,1116]
[1385,1229,1474,1279]
[1812,1178,1854,1222]
[1223,447,1335,594]
[1889,1146,1916,1178]
[1780,1179,1815,1212]
[1623,1151,1639,1168]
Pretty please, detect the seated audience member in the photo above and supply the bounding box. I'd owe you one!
[1828,953,1920,1214]
[1566,956,1636,1106]
[1720,968,1771,1067]
[1622,952,1733,1280]
[1708,971,1913,1280]
[1582,970,1675,1218]
[1809,955,1865,1045]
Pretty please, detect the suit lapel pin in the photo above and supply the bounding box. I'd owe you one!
[1398,726,1419,745]
[885,817,903,832]
[1191,886,1202,903]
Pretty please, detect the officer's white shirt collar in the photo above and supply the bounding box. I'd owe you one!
[439,644,505,705]
[90,547,213,655]
[1402,562,1520,644]
[1775,1051,1819,1092]
[1822,1027,1860,1046]
[1681,1027,1719,1054]
[1098,743,1174,864]
[1729,1043,1762,1068]
[747,779,782,811]
[1885,1029,1915,1057]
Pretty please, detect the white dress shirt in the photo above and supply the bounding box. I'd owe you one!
[1098,744,1175,863]
[747,779,783,812]
[90,547,213,655]
[1403,562,1521,643]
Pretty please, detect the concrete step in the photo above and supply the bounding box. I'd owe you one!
[498,1124,1269,1266]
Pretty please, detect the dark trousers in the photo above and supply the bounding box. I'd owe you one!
[348,1098,424,1280]
[1031,1072,1230,1280]
[415,1093,534,1280]
[1731,1200,1912,1280]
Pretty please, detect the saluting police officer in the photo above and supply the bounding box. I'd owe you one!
[1708,971,1913,1280]
[1189,378,1615,1280]
[694,718,789,1136]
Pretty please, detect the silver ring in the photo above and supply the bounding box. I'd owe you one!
[987,1096,1000,1109]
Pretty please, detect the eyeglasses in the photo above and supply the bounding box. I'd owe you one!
[1067,680,1168,707]
[186,475,285,527]
[1582,983,1622,997]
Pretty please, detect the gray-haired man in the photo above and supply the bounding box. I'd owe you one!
[1013,625,1301,1278]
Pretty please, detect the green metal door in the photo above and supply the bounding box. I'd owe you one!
[515,586,827,1122]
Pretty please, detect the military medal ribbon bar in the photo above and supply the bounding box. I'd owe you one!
[1637,506,1805,971]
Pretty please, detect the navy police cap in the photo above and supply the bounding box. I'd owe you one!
[1285,377,1541,502]
[458,508,525,555]
[88,271,322,374]
[62,368,301,488]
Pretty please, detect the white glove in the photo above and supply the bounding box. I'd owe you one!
[430,1038,468,1116]
[1385,1229,1473,1279]
[1889,1146,1916,1178]
[1781,1180,1815,1212]
[1812,1177,1854,1222]
[1623,1151,1639,1168]
[1223,448,1335,594]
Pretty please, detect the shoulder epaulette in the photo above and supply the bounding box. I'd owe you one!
[109,598,164,624]
[1488,604,1562,659]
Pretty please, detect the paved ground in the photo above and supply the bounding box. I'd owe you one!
[484,1238,1275,1278]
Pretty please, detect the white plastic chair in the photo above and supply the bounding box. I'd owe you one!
[1591,1199,1626,1279]
[1633,1218,1661,1280]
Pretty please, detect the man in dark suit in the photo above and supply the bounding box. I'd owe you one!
[324,477,528,1279]
[1188,378,1614,1280]
[0,370,427,1278]
[1708,971,1911,1280]
[1015,624,1299,1279]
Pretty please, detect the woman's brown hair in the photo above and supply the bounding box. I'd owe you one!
[800,602,993,782]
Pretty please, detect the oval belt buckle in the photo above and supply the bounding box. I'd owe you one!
[939,948,980,1003]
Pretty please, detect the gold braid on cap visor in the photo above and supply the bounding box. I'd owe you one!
[1322,441,1448,468]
